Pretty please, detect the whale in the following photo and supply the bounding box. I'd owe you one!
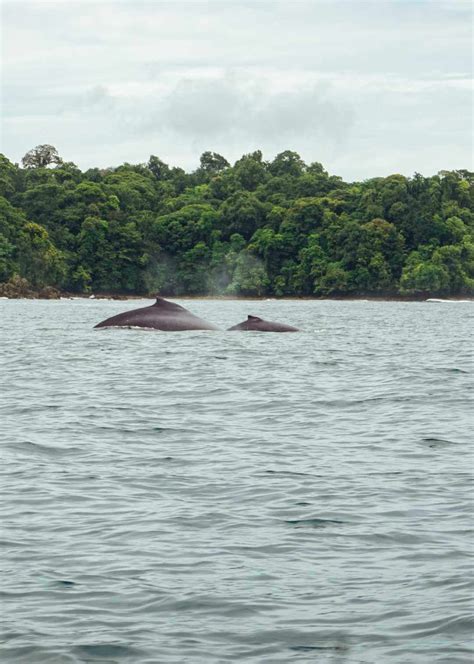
[94,296,219,331]
[227,315,299,332]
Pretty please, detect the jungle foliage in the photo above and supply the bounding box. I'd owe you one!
[0,148,473,297]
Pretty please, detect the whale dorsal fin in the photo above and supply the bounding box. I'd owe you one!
[153,296,186,312]
[247,315,262,322]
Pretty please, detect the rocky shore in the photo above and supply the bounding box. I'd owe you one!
[0,276,471,303]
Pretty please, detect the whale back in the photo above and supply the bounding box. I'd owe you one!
[94,296,219,330]
[228,315,299,332]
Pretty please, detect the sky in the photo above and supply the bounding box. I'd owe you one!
[1,0,472,180]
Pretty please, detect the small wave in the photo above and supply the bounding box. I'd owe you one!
[398,614,474,638]
[290,644,348,652]
[52,580,77,588]
[420,437,458,448]
[425,367,470,374]
[265,470,311,477]
[285,517,344,528]
[311,360,339,366]
[6,441,82,456]
[72,643,144,659]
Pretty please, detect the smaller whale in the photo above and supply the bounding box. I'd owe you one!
[228,315,299,332]
[94,296,219,331]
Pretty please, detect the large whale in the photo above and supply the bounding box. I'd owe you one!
[228,315,299,332]
[94,297,219,331]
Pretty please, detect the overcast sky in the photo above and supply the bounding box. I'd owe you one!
[1,0,472,180]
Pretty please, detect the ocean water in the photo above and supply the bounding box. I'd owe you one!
[0,298,472,664]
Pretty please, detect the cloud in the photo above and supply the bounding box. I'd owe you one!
[1,0,472,179]
[3,84,115,119]
[136,74,354,148]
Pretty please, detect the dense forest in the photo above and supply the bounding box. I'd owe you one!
[0,145,473,298]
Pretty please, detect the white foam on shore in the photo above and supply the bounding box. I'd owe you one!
[426,298,473,303]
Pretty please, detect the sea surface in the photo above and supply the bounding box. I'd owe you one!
[0,298,473,664]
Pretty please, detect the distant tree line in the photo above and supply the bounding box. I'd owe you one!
[0,144,473,297]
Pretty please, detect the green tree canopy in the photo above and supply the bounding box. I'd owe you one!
[0,150,471,297]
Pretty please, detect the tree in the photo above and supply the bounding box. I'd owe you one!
[0,234,15,281]
[233,151,268,190]
[227,250,268,296]
[250,227,287,278]
[316,263,350,295]
[178,242,212,293]
[77,215,145,292]
[0,154,18,198]
[294,236,328,295]
[21,144,63,169]
[152,204,218,254]
[199,151,230,174]
[269,151,306,178]
[17,222,66,287]
[400,257,450,295]
[147,155,170,180]
[220,191,266,240]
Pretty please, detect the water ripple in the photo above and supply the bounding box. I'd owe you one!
[0,299,472,663]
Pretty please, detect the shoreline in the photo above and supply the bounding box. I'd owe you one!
[1,292,473,303]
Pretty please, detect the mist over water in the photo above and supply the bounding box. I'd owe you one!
[1,298,472,663]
